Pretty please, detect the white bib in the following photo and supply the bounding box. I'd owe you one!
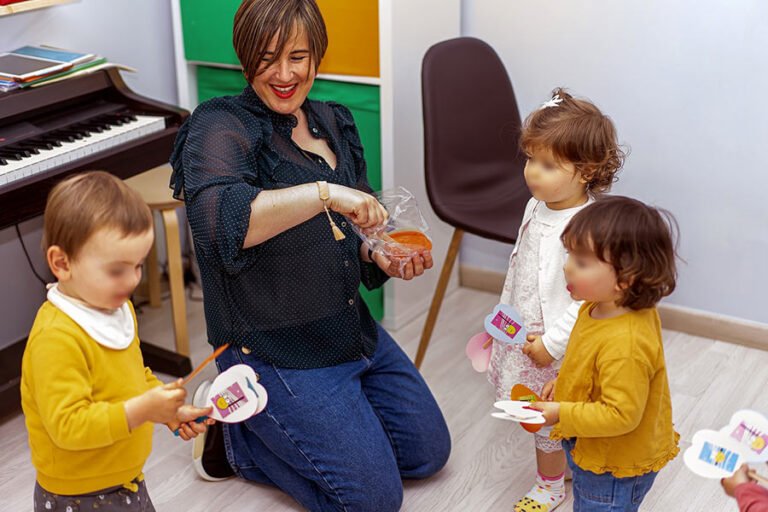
[47,283,135,350]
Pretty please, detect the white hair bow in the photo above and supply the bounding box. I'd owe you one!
[540,94,563,109]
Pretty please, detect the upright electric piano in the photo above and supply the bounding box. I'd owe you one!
[0,69,193,415]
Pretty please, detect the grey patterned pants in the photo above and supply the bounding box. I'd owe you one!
[34,479,155,512]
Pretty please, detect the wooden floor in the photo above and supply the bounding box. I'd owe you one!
[1,287,765,511]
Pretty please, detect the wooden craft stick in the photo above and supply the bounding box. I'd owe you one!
[482,336,493,349]
[182,343,230,386]
[749,469,768,486]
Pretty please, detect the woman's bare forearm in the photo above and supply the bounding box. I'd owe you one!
[243,183,324,248]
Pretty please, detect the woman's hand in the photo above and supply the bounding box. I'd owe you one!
[522,335,555,367]
[369,248,434,280]
[327,184,388,229]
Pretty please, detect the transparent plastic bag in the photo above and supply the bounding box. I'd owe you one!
[351,186,432,276]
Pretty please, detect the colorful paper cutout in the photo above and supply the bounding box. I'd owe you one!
[206,364,268,423]
[511,384,544,433]
[721,409,768,462]
[684,429,749,479]
[465,331,493,372]
[484,304,527,345]
[465,303,528,373]
[492,400,546,424]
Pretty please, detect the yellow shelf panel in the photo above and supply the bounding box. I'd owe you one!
[317,0,379,78]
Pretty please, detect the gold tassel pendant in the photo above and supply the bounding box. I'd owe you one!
[324,205,346,241]
[317,181,345,241]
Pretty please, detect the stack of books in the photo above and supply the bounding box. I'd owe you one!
[0,45,130,93]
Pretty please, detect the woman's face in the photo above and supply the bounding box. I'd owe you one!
[250,28,316,116]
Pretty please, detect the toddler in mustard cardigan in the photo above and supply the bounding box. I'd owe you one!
[531,195,680,511]
[21,172,213,511]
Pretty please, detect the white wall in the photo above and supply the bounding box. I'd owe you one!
[460,0,768,325]
[379,0,463,329]
[0,0,179,349]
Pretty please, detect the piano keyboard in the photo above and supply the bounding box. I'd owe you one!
[0,114,166,187]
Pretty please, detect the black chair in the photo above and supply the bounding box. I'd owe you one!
[415,37,531,369]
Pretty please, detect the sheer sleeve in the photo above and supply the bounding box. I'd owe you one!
[170,100,264,274]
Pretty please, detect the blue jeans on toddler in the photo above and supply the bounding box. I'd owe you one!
[217,323,451,512]
[563,438,658,512]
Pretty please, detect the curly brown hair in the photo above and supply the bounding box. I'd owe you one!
[521,88,625,194]
[561,196,678,310]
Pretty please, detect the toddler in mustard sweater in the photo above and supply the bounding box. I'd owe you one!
[21,172,213,511]
[531,195,680,511]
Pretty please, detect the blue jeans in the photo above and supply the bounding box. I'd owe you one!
[563,439,658,512]
[216,323,451,512]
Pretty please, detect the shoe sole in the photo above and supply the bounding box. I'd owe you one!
[191,381,232,482]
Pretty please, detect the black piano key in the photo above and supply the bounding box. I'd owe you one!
[106,113,134,126]
[64,130,87,140]
[20,140,54,151]
[59,130,89,140]
[81,124,105,133]
[92,120,115,130]
[82,122,110,133]
[2,147,31,158]
[39,137,63,147]
[0,158,7,166]
[50,133,76,143]
[0,150,23,161]
[9,145,38,156]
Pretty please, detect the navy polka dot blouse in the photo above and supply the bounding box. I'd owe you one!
[169,86,388,369]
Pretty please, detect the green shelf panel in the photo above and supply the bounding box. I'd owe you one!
[180,0,241,65]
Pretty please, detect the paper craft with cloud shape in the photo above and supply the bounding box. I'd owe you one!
[720,409,768,462]
[484,304,527,345]
[683,429,750,479]
[465,331,493,372]
[492,400,546,424]
[465,304,528,373]
[510,383,545,433]
[207,364,268,423]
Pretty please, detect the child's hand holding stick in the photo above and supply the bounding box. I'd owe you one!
[748,468,768,487]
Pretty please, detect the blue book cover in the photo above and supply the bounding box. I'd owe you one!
[11,45,95,65]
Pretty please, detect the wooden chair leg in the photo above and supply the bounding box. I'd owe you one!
[161,207,190,357]
[414,228,464,370]
[145,230,162,308]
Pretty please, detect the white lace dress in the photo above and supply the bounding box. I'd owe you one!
[488,204,565,453]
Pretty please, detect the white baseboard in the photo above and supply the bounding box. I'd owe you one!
[459,265,768,352]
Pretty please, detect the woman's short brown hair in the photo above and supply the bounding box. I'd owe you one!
[521,88,625,194]
[43,171,153,260]
[561,195,678,310]
[233,0,328,83]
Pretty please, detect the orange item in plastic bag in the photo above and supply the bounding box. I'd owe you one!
[388,230,432,251]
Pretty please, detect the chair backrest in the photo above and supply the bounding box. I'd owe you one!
[421,37,529,244]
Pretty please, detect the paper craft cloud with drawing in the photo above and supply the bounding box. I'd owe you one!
[465,303,528,373]
[206,364,268,423]
[720,409,768,462]
[683,429,750,479]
